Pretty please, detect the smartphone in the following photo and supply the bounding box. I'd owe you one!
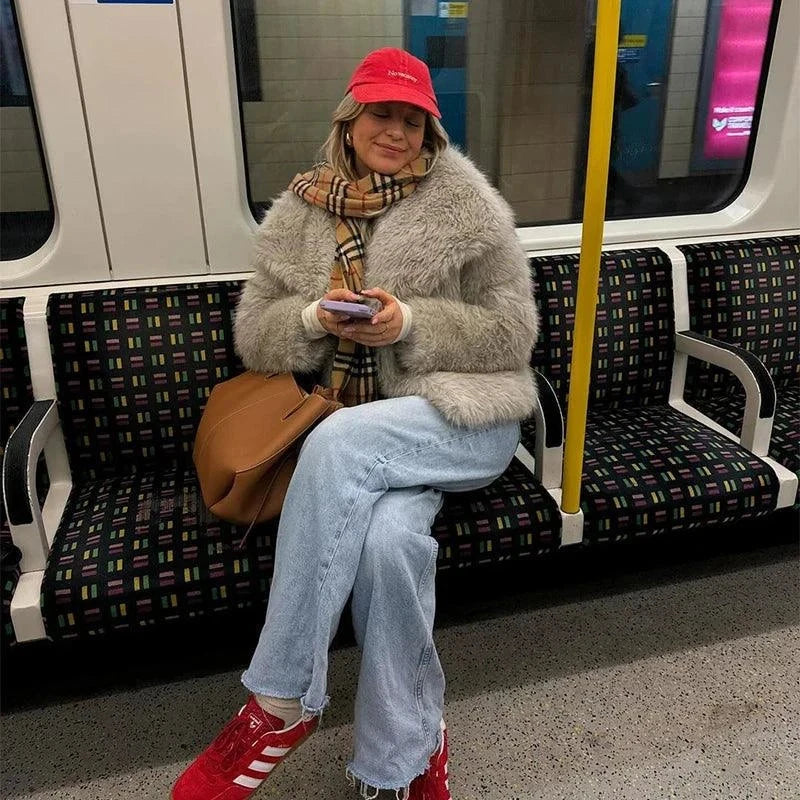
[319,299,377,319]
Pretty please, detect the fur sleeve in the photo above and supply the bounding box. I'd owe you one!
[394,234,539,375]
[233,195,336,375]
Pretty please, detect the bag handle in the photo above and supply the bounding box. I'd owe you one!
[237,448,295,548]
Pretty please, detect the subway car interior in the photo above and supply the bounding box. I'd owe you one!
[0,0,797,798]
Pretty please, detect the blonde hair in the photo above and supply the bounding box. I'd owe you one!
[320,92,449,182]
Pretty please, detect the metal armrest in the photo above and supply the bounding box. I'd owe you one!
[2,399,59,570]
[673,331,775,455]
[530,369,564,489]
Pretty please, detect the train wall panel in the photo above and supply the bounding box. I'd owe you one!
[67,1,206,279]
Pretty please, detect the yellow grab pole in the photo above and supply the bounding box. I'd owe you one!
[561,0,621,514]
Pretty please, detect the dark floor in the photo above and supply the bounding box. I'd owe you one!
[1,512,798,799]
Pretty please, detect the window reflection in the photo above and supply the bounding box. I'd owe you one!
[230,0,778,226]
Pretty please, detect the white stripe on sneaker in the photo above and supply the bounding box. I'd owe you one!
[248,759,278,773]
[261,745,291,757]
[233,775,264,789]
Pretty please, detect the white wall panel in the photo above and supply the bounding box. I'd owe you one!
[67,1,206,280]
[179,0,255,274]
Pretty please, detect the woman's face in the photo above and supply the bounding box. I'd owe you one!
[349,102,426,178]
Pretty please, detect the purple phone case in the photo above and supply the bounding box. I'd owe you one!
[319,300,377,318]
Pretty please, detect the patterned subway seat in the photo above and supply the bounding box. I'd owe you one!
[681,236,799,497]
[434,459,558,569]
[43,467,278,638]
[49,285,244,482]
[526,248,780,543]
[39,282,557,640]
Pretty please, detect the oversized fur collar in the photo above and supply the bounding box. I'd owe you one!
[252,147,519,301]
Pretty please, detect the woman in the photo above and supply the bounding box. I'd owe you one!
[173,47,538,800]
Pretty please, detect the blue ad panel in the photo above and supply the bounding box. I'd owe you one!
[408,8,468,149]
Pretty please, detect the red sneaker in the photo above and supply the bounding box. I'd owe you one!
[408,719,451,800]
[172,696,317,800]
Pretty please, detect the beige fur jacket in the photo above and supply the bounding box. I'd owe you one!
[234,147,539,429]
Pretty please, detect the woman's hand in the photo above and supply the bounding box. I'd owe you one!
[339,287,403,347]
[316,288,363,336]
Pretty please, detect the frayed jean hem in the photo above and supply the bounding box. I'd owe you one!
[299,693,330,721]
[345,766,411,800]
[344,724,442,800]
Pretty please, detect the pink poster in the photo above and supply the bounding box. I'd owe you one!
[703,0,772,160]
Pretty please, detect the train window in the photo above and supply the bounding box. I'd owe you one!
[229,0,779,226]
[0,1,54,261]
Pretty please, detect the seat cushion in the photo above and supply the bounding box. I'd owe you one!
[1,297,33,439]
[433,458,560,568]
[687,381,799,487]
[767,383,800,477]
[1,298,29,646]
[1,541,22,646]
[42,459,559,639]
[42,466,278,640]
[681,237,799,503]
[580,405,779,543]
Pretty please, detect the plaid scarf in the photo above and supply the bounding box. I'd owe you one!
[289,156,431,406]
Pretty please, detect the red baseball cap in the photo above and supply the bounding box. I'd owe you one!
[347,48,441,119]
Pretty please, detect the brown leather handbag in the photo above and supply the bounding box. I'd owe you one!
[193,371,341,533]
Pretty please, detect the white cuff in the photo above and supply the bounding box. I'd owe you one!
[393,300,413,343]
[302,300,328,339]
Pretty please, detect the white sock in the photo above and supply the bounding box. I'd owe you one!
[255,694,302,728]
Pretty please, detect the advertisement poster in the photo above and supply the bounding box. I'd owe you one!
[691,0,772,170]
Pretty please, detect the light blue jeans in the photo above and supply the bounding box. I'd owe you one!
[241,396,520,795]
